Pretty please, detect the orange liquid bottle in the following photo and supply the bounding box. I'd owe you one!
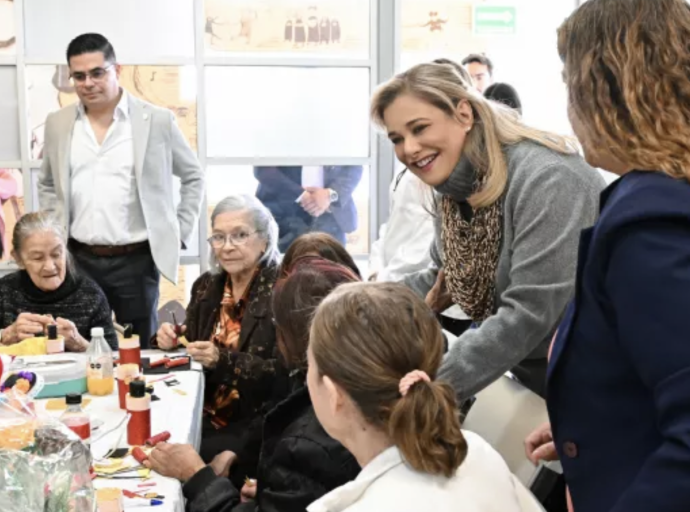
[86,327,114,396]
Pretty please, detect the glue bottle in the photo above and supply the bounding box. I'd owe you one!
[46,324,65,354]
[118,324,142,369]
[61,393,91,445]
[126,379,151,446]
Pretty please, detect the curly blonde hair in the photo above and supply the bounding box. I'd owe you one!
[371,63,575,209]
[558,0,690,180]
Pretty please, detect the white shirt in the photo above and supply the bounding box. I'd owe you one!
[369,170,435,282]
[69,91,148,246]
[308,431,525,512]
[598,169,619,185]
[302,166,325,188]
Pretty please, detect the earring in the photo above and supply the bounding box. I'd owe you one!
[466,125,472,133]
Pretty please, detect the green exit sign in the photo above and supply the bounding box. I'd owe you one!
[474,5,517,35]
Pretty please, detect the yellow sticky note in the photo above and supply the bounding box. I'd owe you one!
[45,397,92,410]
[137,468,151,479]
[94,459,131,475]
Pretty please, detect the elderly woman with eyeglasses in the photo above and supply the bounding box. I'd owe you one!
[154,194,285,471]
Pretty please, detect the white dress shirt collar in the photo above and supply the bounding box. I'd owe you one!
[76,88,130,121]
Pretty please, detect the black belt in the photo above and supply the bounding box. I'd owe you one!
[69,238,149,257]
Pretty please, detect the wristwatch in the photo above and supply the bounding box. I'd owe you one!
[327,188,339,203]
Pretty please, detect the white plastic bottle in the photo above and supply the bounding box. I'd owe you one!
[86,327,114,396]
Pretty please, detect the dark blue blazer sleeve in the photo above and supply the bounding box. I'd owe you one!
[606,218,690,511]
[325,166,363,200]
[254,166,304,197]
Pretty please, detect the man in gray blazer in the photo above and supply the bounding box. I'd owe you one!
[38,33,204,347]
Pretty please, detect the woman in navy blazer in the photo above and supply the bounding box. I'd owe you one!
[525,1,690,511]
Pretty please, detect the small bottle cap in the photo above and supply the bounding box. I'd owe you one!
[47,324,58,340]
[66,393,82,405]
[91,327,104,337]
[129,379,146,398]
[123,324,133,338]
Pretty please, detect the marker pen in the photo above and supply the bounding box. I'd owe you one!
[125,497,163,508]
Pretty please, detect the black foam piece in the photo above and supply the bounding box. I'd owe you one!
[140,357,191,375]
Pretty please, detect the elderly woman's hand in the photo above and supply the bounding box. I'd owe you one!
[187,341,220,369]
[144,443,206,482]
[156,323,186,350]
[56,318,88,352]
[3,313,52,345]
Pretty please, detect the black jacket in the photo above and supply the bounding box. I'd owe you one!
[170,262,283,425]
[184,385,360,512]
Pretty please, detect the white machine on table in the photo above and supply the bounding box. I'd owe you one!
[8,354,88,399]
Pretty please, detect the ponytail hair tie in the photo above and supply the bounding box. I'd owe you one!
[399,370,431,397]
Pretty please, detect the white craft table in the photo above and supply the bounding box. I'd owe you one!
[36,350,205,512]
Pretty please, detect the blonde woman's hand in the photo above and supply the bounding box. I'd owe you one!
[425,270,453,313]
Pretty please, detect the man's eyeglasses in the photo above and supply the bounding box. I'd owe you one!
[207,231,258,248]
[70,64,114,84]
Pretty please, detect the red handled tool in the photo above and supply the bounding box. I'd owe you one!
[132,446,149,464]
[145,431,171,447]
[150,357,170,368]
[165,357,189,369]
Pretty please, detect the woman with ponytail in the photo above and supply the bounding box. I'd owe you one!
[306,282,523,512]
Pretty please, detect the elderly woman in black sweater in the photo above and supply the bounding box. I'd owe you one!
[0,212,116,349]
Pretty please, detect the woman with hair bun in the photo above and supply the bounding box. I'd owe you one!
[306,282,523,512]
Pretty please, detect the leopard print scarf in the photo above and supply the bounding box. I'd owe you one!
[440,172,503,322]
